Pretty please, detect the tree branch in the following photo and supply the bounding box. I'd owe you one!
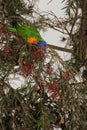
[48,44,73,54]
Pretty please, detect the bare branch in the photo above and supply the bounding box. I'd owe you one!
[48,44,73,53]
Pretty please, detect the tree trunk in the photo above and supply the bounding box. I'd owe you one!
[78,0,87,68]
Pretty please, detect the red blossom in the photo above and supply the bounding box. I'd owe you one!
[21,62,34,77]
[62,71,69,80]
[48,81,59,99]
[46,63,54,76]
[31,47,46,62]
[2,46,14,54]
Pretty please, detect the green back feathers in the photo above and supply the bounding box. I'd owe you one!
[8,24,44,41]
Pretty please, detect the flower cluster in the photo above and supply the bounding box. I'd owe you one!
[62,71,69,80]
[21,62,34,77]
[31,47,46,62]
[1,46,14,53]
[46,63,54,76]
[48,81,59,99]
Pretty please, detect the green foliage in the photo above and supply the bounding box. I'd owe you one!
[2,0,26,16]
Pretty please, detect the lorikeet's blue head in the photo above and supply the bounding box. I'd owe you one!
[38,41,48,49]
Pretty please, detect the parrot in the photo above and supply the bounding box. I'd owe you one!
[7,23,47,49]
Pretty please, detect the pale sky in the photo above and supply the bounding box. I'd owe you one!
[36,0,71,60]
[36,0,65,45]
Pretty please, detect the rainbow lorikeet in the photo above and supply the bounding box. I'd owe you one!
[8,24,47,48]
